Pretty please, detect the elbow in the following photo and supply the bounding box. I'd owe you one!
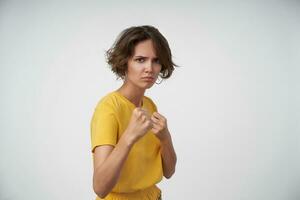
[93,184,109,199]
[93,178,110,199]
[93,168,118,198]
[164,157,177,179]
[96,192,108,199]
[164,174,172,179]
[164,168,176,179]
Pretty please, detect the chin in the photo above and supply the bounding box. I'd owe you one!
[139,82,155,89]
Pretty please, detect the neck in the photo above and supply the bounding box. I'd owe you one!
[116,82,145,107]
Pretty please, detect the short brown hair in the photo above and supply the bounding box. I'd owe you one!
[106,25,178,80]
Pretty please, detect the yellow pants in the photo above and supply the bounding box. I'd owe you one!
[96,185,162,200]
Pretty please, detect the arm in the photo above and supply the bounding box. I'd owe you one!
[93,107,153,198]
[151,112,177,179]
[159,129,177,178]
[93,133,134,198]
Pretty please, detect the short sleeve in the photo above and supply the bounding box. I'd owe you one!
[147,97,158,113]
[90,101,118,153]
[153,101,158,112]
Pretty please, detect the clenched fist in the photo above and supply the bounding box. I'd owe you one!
[124,106,171,145]
[151,112,170,141]
[124,107,153,144]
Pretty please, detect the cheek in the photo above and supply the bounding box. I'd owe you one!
[128,65,144,79]
[154,65,162,74]
[128,62,141,73]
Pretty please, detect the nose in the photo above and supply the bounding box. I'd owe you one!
[145,60,153,72]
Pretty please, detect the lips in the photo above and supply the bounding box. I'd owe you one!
[142,77,154,79]
[143,76,154,79]
[141,77,154,81]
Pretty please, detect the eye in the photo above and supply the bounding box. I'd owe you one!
[135,58,145,63]
[154,58,160,64]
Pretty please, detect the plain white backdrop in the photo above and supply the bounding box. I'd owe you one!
[0,1,299,200]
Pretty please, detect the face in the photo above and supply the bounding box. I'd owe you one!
[125,39,162,90]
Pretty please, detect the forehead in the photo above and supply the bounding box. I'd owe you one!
[132,39,157,57]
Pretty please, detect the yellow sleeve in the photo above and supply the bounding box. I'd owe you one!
[148,97,158,113]
[90,101,118,153]
[153,102,158,112]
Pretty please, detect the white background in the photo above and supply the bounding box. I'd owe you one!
[0,1,299,200]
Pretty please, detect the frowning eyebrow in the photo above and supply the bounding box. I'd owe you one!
[134,55,158,59]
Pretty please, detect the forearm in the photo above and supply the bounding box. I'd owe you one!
[160,130,177,178]
[93,133,134,198]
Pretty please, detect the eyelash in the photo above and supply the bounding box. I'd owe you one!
[135,58,145,63]
[135,58,160,64]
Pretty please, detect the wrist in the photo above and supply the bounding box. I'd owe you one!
[159,129,171,143]
[122,131,136,147]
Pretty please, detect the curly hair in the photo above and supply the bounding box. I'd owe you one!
[106,25,178,80]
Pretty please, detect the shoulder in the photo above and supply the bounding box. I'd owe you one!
[144,95,158,112]
[94,91,120,111]
[144,95,156,105]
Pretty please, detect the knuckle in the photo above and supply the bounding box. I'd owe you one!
[136,111,142,117]
[133,108,139,115]
[147,120,153,126]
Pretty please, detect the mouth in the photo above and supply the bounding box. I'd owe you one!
[141,77,155,82]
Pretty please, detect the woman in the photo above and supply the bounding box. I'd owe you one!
[90,25,177,200]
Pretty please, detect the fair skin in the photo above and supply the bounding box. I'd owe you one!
[93,39,177,198]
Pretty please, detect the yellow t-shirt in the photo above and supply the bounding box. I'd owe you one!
[90,91,163,200]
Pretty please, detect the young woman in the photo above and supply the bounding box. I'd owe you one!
[90,25,177,200]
